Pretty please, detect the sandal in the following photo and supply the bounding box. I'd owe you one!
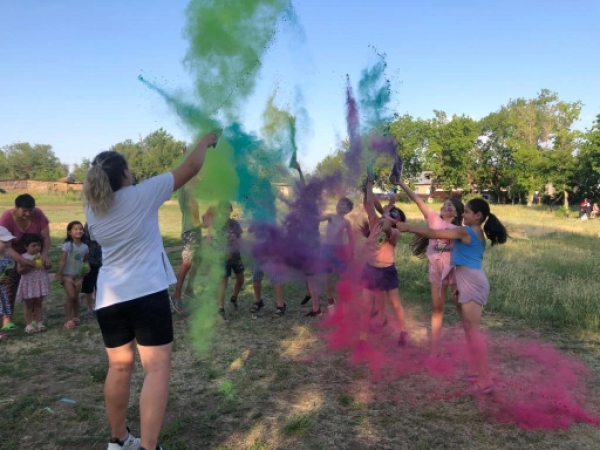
[64,320,76,329]
[36,322,47,332]
[170,296,184,314]
[273,303,287,318]
[25,324,38,334]
[1,323,16,331]
[250,299,264,314]
[230,296,238,311]
[0,333,8,340]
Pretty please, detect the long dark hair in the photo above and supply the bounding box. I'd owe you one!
[83,151,129,214]
[410,197,465,258]
[467,198,508,246]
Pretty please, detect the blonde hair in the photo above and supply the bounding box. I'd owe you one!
[83,165,114,215]
[83,151,128,215]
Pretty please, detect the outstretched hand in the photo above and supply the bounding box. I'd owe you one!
[200,132,218,149]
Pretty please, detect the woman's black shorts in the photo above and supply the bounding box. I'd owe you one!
[96,289,173,348]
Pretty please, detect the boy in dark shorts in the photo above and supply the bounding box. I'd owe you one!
[216,202,244,320]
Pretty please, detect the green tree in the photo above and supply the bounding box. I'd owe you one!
[110,129,187,182]
[473,107,519,203]
[1,143,68,180]
[420,111,478,191]
[313,149,345,179]
[574,114,600,200]
[389,114,429,178]
[70,158,92,182]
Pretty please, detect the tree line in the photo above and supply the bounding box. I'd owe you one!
[314,89,600,206]
[3,90,600,206]
[0,129,187,184]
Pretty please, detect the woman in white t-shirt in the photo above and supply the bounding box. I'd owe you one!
[83,132,217,450]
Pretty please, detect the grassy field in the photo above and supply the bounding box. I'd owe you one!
[1,192,600,449]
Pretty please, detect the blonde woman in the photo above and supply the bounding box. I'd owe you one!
[84,132,218,450]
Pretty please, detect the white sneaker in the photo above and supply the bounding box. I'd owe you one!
[107,429,140,450]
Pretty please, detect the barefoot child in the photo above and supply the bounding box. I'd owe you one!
[55,221,89,328]
[358,177,409,346]
[0,226,17,337]
[320,197,355,307]
[16,233,51,333]
[395,179,464,356]
[398,198,508,393]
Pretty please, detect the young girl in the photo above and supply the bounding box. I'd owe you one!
[16,233,51,333]
[358,177,409,346]
[54,221,89,328]
[398,198,508,393]
[395,179,464,357]
[0,226,17,338]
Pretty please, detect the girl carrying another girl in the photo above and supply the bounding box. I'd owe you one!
[395,179,464,357]
[398,198,507,393]
[16,233,51,333]
[55,221,89,328]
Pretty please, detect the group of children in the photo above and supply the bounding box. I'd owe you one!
[173,164,507,393]
[0,220,101,337]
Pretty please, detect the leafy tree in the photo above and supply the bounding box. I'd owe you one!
[70,158,92,182]
[574,115,600,201]
[110,129,187,182]
[0,143,68,180]
[389,114,429,178]
[313,149,345,180]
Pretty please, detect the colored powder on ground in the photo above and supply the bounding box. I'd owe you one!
[318,266,599,429]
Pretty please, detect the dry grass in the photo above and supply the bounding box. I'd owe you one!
[0,196,599,449]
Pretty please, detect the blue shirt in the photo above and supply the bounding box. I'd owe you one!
[451,226,486,269]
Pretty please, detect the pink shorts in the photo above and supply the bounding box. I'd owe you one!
[428,255,456,286]
[455,267,489,306]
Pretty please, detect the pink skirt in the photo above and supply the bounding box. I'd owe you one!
[455,267,489,306]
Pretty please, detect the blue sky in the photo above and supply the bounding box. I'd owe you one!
[1,0,599,172]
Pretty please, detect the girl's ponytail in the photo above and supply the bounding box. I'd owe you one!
[483,213,508,246]
[83,151,128,215]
